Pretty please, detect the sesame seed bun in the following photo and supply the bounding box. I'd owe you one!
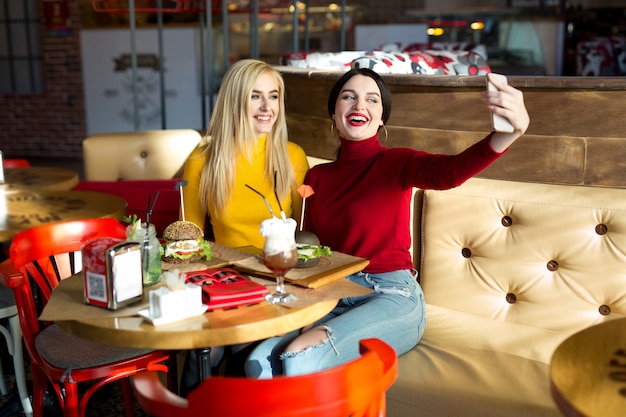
[162,221,204,241]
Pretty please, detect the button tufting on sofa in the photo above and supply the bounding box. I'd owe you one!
[82,129,202,181]
[389,177,626,417]
[547,260,559,271]
[599,305,611,316]
[502,216,513,227]
[461,248,472,258]
[595,224,608,235]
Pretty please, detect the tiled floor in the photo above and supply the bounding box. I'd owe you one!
[0,362,150,416]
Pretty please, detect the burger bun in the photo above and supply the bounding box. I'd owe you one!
[162,220,204,241]
[162,221,208,264]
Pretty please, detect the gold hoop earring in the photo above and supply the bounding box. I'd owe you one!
[330,121,340,138]
[381,125,388,142]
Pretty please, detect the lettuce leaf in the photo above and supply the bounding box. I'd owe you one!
[296,244,332,261]
[160,239,213,261]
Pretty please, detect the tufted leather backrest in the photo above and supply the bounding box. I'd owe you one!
[419,177,626,334]
[82,129,203,181]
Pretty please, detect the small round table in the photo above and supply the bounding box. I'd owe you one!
[46,270,353,381]
[2,167,79,191]
[550,318,626,417]
[56,299,337,350]
[0,189,127,243]
[57,294,337,381]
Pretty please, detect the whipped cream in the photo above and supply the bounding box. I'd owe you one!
[260,217,297,255]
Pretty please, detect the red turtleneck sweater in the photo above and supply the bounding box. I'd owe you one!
[304,133,504,273]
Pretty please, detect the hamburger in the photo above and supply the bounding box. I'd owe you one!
[161,221,213,264]
[295,230,332,268]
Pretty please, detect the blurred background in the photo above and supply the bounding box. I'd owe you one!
[1,0,625,159]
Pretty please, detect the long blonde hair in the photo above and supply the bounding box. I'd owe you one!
[199,59,294,217]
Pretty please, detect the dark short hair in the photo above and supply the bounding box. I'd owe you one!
[327,68,392,125]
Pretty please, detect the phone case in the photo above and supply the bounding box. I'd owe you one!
[487,73,515,133]
[184,268,268,310]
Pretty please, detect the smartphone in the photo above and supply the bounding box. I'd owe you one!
[486,73,514,133]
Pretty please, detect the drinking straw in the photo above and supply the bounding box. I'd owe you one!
[273,171,287,221]
[245,184,276,218]
[145,194,152,229]
[145,191,160,228]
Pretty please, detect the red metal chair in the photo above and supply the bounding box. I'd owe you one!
[132,338,398,417]
[2,159,31,169]
[0,218,175,417]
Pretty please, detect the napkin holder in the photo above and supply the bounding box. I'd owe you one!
[82,237,144,310]
[148,285,203,318]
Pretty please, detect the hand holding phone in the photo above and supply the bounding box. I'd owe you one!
[487,73,514,133]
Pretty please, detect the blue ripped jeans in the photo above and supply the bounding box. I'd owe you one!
[245,269,426,378]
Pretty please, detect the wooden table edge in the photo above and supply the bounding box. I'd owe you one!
[550,378,589,417]
[55,298,338,350]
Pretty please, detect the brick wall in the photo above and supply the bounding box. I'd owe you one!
[0,0,85,159]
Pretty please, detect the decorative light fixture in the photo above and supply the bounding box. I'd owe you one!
[470,21,485,30]
[427,27,445,37]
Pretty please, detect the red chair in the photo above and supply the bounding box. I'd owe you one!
[132,338,398,417]
[3,159,31,169]
[0,218,175,417]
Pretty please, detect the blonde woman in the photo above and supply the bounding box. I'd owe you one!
[180,59,308,392]
[182,59,308,249]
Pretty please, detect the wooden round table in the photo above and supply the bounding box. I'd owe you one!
[550,318,626,417]
[0,189,127,243]
[43,269,366,380]
[2,167,79,191]
[56,294,336,380]
[56,299,337,350]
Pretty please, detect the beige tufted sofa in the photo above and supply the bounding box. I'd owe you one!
[82,129,202,181]
[385,177,626,417]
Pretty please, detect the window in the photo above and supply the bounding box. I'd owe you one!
[0,0,43,94]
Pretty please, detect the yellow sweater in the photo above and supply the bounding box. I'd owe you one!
[182,135,309,249]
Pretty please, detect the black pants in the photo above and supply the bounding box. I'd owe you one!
[179,342,260,397]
